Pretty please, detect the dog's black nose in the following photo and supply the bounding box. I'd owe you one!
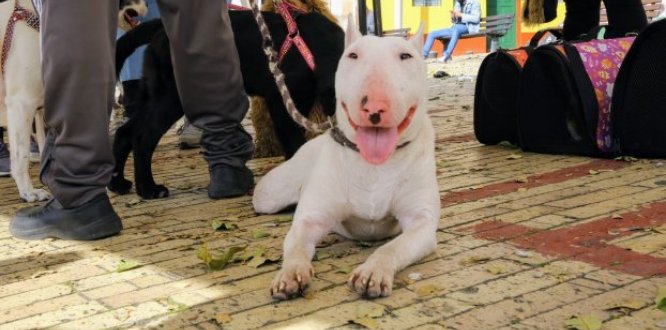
[369,113,381,125]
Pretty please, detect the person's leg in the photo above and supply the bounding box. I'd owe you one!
[422,28,454,58]
[603,0,647,37]
[156,0,254,199]
[0,127,8,177]
[563,0,601,40]
[10,0,122,240]
[443,24,469,61]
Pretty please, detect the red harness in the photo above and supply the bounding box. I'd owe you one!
[2,2,40,75]
[229,2,316,71]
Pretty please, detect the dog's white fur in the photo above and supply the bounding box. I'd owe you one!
[0,0,48,202]
[253,20,440,299]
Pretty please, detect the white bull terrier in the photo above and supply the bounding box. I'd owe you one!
[0,0,48,202]
[253,20,440,300]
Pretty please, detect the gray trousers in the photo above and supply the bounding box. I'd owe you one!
[40,0,253,208]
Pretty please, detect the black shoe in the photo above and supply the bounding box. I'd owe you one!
[9,194,123,240]
[208,165,254,199]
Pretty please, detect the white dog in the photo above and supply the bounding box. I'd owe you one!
[0,0,146,202]
[253,21,440,299]
[0,0,47,202]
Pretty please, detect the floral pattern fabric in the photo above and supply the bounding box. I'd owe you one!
[573,37,634,153]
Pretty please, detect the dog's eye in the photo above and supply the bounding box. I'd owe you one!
[400,53,413,60]
[348,52,358,59]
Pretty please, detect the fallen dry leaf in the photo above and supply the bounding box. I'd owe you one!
[116,260,141,273]
[515,176,529,183]
[611,214,624,220]
[655,286,666,312]
[506,154,523,160]
[416,284,442,297]
[588,170,600,175]
[459,256,491,266]
[604,299,644,311]
[214,313,232,324]
[356,304,385,318]
[565,315,601,330]
[125,199,142,207]
[484,264,508,275]
[349,318,378,329]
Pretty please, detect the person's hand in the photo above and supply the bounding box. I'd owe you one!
[452,10,462,18]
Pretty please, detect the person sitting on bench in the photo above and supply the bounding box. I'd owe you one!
[422,0,481,63]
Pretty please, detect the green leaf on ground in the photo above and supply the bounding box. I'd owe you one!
[274,215,293,224]
[116,259,141,273]
[655,287,666,312]
[251,230,270,239]
[565,315,602,330]
[212,220,239,231]
[196,243,246,270]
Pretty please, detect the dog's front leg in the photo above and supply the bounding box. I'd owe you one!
[349,213,437,298]
[270,216,332,300]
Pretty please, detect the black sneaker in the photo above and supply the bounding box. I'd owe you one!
[208,164,254,199]
[9,194,123,240]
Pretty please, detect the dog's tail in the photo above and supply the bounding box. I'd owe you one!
[116,18,164,78]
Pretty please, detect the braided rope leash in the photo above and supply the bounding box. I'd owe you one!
[2,0,40,75]
[246,0,332,133]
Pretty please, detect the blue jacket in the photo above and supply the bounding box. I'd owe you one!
[453,0,481,34]
[117,0,160,82]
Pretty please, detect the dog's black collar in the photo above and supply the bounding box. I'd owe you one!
[330,126,411,152]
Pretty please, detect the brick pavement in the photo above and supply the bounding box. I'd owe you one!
[0,55,665,329]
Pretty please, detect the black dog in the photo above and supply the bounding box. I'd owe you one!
[109,10,344,199]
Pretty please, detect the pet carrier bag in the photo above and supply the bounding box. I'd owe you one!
[474,30,560,145]
[610,19,666,157]
[517,36,635,156]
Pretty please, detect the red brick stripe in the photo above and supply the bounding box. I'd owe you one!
[443,159,630,206]
[466,200,666,276]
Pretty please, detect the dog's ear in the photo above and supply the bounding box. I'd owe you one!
[409,23,425,52]
[345,14,362,49]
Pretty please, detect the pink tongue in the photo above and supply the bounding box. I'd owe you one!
[355,127,399,164]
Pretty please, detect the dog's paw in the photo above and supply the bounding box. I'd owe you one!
[348,261,395,298]
[137,184,169,200]
[269,262,314,300]
[20,189,50,203]
[108,176,133,195]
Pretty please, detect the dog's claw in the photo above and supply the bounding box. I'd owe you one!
[349,261,395,298]
[270,263,314,300]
